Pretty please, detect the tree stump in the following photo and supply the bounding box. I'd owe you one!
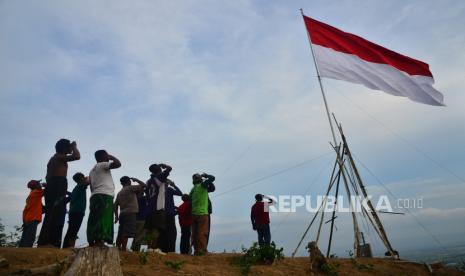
[64,247,123,276]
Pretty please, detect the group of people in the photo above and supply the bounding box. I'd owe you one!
[18,138,275,255]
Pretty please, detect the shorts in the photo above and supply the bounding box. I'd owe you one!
[118,212,137,238]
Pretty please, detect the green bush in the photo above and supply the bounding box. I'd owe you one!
[321,263,338,275]
[164,260,185,271]
[233,242,284,275]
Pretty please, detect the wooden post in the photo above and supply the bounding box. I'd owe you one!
[326,164,342,257]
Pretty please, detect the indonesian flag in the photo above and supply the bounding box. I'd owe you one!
[303,15,444,106]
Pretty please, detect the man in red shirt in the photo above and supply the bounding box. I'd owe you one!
[178,194,193,254]
[250,194,274,246]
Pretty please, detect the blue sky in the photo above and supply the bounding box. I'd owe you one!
[1,0,465,257]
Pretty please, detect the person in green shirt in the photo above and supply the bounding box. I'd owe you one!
[62,172,89,248]
[189,173,215,255]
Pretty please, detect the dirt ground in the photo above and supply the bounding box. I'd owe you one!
[0,247,463,275]
[0,247,72,275]
[119,252,464,276]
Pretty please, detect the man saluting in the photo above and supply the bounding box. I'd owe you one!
[38,139,80,248]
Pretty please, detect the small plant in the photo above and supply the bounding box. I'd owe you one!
[321,263,338,275]
[138,250,149,265]
[233,242,284,275]
[345,249,373,271]
[329,254,338,258]
[165,260,185,271]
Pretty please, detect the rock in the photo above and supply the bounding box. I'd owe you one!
[0,258,9,268]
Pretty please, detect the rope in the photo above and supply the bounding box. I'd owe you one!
[291,164,340,257]
[352,154,451,254]
[213,151,333,198]
[329,83,465,186]
[271,157,333,236]
[219,144,254,177]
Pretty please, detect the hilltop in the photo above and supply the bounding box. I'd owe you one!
[0,247,463,275]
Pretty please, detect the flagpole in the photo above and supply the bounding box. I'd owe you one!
[300,9,338,146]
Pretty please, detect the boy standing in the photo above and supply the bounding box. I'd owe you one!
[62,172,89,248]
[114,176,145,251]
[87,150,121,247]
[250,194,274,246]
[177,194,192,254]
[190,173,215,255]
[38,139,80,247]
[19,180,45,247]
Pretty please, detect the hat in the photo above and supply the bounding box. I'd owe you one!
[27,179,41,189]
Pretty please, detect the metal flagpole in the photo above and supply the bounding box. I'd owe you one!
[300,8,338,146]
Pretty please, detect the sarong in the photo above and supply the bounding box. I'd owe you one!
[87,194,114,244]
[117,212,137,238]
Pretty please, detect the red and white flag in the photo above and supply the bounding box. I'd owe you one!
[303,15,444,106]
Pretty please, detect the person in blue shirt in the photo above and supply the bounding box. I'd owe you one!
[62,172,89,248]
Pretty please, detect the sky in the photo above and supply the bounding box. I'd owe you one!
[1,0,465,258]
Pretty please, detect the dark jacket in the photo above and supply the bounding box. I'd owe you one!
[165,185,182,216]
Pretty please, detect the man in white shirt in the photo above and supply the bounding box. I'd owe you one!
[86,149,121,247]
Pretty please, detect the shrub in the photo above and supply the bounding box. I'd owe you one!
[165,260,185,271]
[233,242,284,275]
[321,263,338,275]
